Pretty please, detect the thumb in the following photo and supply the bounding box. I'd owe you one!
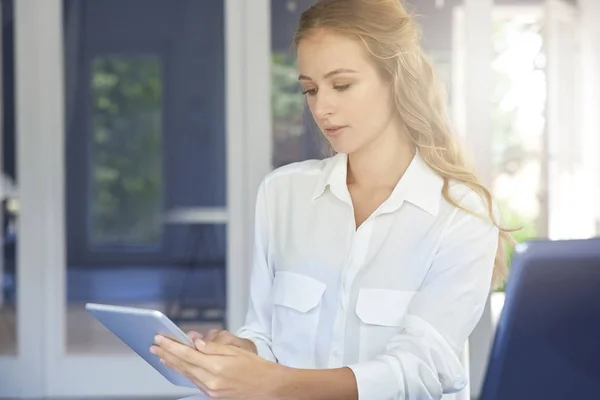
[194,338,207,352]
[195,339,237,356]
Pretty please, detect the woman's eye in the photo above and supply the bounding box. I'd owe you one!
[302,84,351,96]
[302,88,318,96]
[334,84,352,91]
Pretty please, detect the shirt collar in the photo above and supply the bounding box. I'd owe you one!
[311,151,444,217]
[381,151,444,216]
[311,152,351,204]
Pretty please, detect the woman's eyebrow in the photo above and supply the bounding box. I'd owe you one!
[298,68,358,81]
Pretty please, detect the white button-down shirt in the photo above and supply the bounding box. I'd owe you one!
[236,152,499,400]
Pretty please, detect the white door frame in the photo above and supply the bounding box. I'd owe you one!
[0,1,54,396]
[544,0,587,240]
[579,0,600,234]
[225,0,272,335]
[0,0,271,397]
[452,0,494,398]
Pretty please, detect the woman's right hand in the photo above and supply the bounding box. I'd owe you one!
[187,329,258,355]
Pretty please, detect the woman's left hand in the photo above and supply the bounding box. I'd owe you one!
[151,335,285,399]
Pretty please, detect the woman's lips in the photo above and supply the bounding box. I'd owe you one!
[324,126,347,138]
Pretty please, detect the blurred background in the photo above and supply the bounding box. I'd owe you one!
[0,0,598,398]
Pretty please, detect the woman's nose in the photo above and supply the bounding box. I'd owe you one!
[313,93,335,120]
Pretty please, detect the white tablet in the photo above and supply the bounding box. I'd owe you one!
[85,302,198,389]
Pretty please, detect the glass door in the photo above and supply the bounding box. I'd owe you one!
[51,0,228,396]
[0,0,271,397]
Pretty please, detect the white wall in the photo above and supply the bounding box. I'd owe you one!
[579,0,600,231]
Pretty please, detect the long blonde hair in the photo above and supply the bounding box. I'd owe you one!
[293,0,516,289]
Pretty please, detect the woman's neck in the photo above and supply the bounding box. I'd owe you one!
[346,130,415,190]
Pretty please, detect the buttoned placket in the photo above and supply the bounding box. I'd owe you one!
[327,208,377,367]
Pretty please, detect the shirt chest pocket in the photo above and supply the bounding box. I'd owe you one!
[271,271,326,368]
[355,288,416,359]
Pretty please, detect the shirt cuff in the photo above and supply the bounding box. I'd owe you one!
[245,337,278,363]
[347,359,401,399]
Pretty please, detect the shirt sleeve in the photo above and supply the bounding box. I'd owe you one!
[347,191,500,399]
[235,179,278,362]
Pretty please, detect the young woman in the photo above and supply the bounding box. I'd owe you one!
[151,1,513,398]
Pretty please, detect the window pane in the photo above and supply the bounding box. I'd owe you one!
[1,0,17,355]
[89,56,163,247]
[271,1,328,168]
[272,52,327,168]
[0,199,17,355]
[65,0,227,354]
[491,14,545,247]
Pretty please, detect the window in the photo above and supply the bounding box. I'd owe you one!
[491,13,545,246]
[89,56,164,247]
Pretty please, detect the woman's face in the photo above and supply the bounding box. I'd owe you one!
[297,29,399,155]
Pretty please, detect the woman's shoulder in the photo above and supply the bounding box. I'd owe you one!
[445,180,500,220]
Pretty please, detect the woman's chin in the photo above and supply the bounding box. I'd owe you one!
[330,143,362,156]
[326,137,356,155]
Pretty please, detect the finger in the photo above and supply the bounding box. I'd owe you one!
[196,339,238,357]
[212,331,236,345]
[187,331,204,341]
[154,336,233,377]
[155,348,192,379]
[156,342,229,397]
[203,329,221,342]
[155,335,201,365]
[158,352,214,394]
[153,341,213,382]
[194,338,206,351]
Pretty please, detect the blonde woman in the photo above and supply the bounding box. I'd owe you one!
[151,0,513,398]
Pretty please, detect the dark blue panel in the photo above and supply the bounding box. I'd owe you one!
[66,0,226,266]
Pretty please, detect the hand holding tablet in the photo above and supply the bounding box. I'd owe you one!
[86,302,278,398]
